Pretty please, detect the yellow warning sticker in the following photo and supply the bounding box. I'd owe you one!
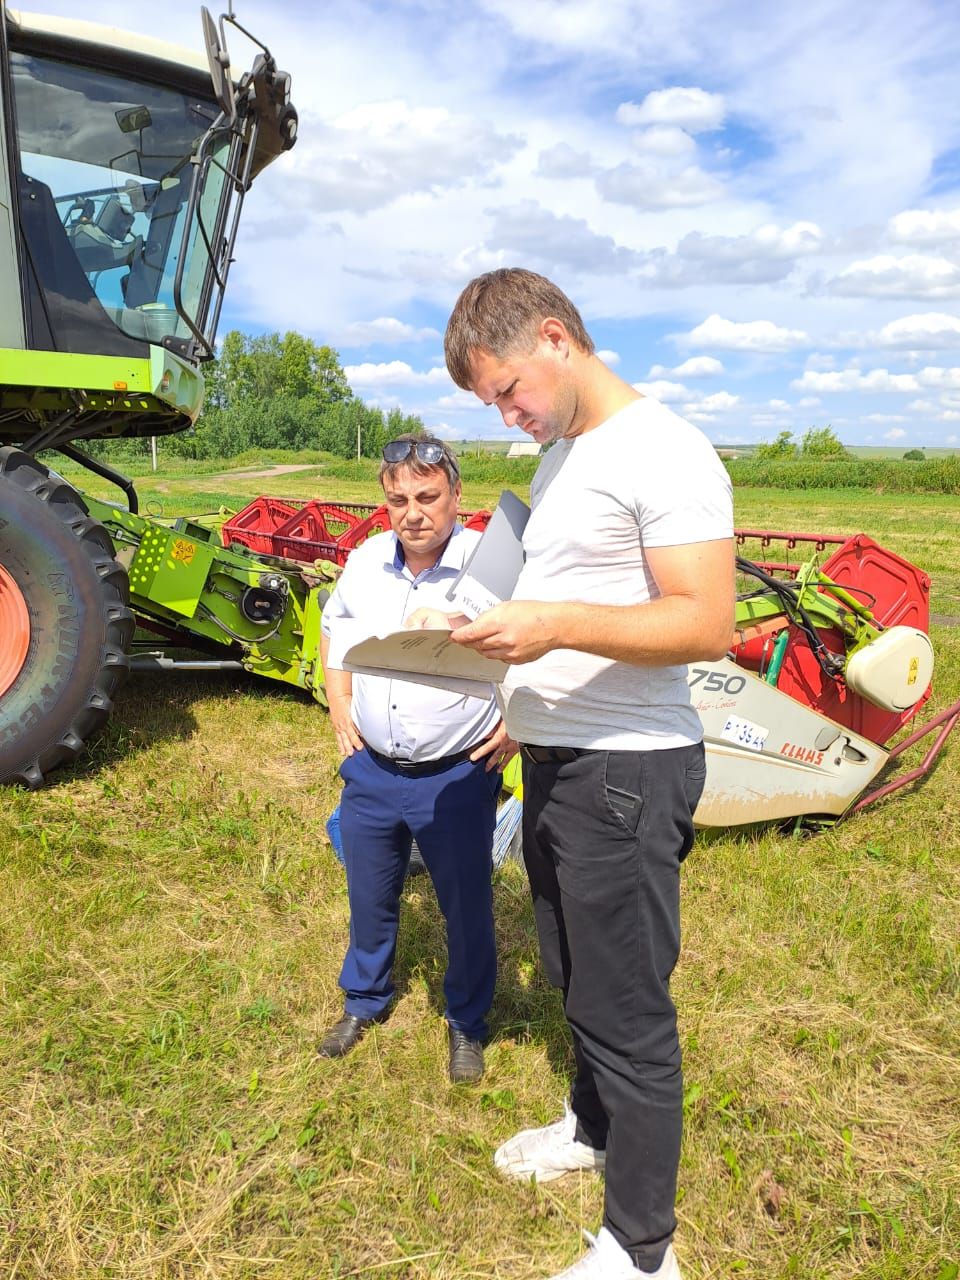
[171,539,196,565]
[908,657,919,685]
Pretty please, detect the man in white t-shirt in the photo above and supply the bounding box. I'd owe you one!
[435,270,734,1279]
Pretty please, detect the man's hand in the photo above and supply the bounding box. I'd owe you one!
[328,691,364,757]
[404,607,472,631]
[452,601,562,664]
[469,719,520,772]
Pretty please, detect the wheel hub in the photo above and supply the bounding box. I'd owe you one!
[0,563,30,698]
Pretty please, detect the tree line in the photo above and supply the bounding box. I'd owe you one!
[162,330,425,461]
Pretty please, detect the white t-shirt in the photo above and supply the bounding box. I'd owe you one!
[499,396,734,749]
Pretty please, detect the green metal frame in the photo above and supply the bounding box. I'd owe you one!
[85,495,328,706]
[735,555,883,663]
[0,346,203,429]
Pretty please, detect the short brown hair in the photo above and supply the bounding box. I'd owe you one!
[378,432,460,491]
[444,268,595,389]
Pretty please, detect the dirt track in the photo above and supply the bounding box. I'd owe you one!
[209,463,319,481]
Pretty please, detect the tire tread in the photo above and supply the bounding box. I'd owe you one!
[0,446,134,787]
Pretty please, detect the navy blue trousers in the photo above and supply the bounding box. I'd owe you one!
[337,747,500,1041]
[521,745,705,1271]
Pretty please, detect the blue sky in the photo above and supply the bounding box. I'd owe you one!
[31,0,960,447]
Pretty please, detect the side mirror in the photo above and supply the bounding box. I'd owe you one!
[116,105,152,133]
[201,6,236,123]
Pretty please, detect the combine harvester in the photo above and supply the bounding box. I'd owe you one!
[0,5,956,825]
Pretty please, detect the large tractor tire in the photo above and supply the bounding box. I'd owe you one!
[0,447,134,787]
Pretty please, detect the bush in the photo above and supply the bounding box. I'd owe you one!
[753,431,797,462]
[799,426,848,459]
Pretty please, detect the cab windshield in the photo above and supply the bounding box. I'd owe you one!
[11,49,227,356]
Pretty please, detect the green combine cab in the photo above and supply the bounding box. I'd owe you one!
[0,3,324,786]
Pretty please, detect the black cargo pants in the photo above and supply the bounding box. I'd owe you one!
[520,743,705,1271]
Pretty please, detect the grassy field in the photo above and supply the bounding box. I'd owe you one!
[0,463,957,1279]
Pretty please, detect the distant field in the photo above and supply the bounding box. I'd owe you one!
[846,445,960,459]
[443,441,960,460]
[1,461,957,1279]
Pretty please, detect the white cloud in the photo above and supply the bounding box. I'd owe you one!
[671,356,725,377]
[597,162,722,209]
[916,366,960,390]
[436,390,487,410]
[681,314,809,352]
[888,208,960,246]
[827,254,960,298]
[791,368,920,393]
[650,358,726,378]
[345,360,453,389]
[475,201,643,275]
[616,87,726,133]
[884,428,908,439]
[422,422,460,440]
[340,317,439,346]
[875,312,960,349]
[535,143,596,180]
[632,126,697,157]
[680,221,823,262]
[633,379,690,402]
[476,0,635,53]
[291,100,523,213]
[632,222,824,289]
[696,391,740,411]
[596,349,621,366]
[798,397,822,408]
[635,221,825,288]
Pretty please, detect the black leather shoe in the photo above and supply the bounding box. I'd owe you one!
[317,1011,387,1058]
[448,1026,484,1082]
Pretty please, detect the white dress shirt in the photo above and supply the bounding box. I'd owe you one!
[321,525,500,761]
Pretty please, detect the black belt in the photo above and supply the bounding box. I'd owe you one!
[365,743,478,776]
[520,744,594,764]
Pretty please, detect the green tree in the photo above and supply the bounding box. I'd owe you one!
[799,425,848,458]
[207,330,351,410]
[903,448,926,461]
[192,329,426,458]
[753,430,797,461]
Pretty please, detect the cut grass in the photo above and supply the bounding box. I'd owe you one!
[0,468,958,1278]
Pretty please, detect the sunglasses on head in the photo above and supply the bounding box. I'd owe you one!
[382,439,456,469]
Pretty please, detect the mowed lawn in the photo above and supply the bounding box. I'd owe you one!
[0,466,957,1279]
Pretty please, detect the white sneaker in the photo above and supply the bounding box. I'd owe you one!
[494,1101,605,1183]
[549,1228,682,1279]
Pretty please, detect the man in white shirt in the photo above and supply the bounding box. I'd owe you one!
[319,434,516,1082]
[437,270,734,1278]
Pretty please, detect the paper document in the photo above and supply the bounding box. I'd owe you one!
[446,490,530,618]
[327,620,507,697]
